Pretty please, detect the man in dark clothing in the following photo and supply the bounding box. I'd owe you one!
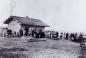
[32,29,37,37]
[79,34,83,42]
[74,33,77,41]
[66,33,69,40]
[39,31,45,38]
[70,33,72,40]
[19,29,23,36]
[79,34,84,47]
[56,32,59,39]
[38,29,45,38]
[7,29,12,35]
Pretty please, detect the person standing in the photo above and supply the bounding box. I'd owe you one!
[74,33,77,41]
[56,32,59,39]
[19,29,23,36]
[60,33,63,40]
[79,33,83,42]
[66,33,69,40]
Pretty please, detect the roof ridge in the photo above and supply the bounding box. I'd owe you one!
[10,15,41,20]
[10,15,25,18]
[4,15,49,27]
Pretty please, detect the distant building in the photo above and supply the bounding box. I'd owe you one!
[0,27,7,36]
[4,16,49,36]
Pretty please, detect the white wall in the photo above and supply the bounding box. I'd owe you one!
[8,20,21,33]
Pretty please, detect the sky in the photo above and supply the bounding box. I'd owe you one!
[0,0,86,32]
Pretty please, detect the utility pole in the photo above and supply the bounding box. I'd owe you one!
[10,0,13,16]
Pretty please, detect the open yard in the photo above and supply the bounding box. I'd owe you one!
[0,37,81,58]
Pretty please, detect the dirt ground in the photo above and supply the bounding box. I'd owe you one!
[0,37,81,58]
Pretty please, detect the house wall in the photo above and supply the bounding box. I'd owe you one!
[8,20,21,33]
[29,27,45,31]
[21,25,45,31]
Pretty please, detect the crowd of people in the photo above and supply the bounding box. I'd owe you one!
[6,29,46,38]
[45,31,84,42]
[3,28,85,42]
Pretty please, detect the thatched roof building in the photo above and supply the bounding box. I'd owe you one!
[4,16,49,27]
[4,16,49,36]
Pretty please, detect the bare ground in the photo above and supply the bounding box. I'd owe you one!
[0,37,81,58]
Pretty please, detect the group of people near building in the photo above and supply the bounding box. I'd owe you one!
[1,27,85,42]
[5,28,45,38]
[46,31,84,42]
[29,29,45,38]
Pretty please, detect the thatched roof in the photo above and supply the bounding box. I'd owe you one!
[4,16,49,27]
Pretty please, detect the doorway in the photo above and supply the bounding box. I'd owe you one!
[24,27,29,36]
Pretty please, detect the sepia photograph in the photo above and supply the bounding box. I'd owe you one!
[0,0,85,58]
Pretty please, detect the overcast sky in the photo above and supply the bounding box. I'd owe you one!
[0,0,86,32]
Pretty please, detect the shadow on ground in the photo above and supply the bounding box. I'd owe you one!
[0,47,28,58]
